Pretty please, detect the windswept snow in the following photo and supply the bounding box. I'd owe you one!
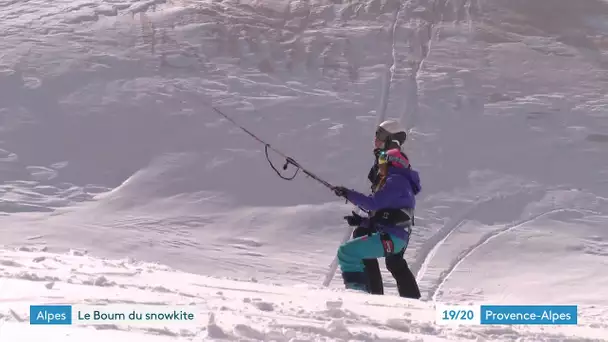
[1,248,606,341]
[1,0,608,340]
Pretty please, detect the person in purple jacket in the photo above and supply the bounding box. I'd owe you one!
[332,148,421,294]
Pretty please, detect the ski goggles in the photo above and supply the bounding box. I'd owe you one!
[375,126,392,142]
[378,150,410,169]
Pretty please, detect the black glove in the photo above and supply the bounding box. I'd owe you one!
[332,186,348,198]
[344,211,363,226]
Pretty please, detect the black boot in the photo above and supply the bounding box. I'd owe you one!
[341,271,370,293]
[363,259,384,295]
[353,226,384,295]
[385,251,421,299]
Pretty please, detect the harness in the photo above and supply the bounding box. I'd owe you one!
[370,208,414,227]
[371,208,414,256]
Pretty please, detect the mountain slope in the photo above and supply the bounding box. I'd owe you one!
[1,1,608,340]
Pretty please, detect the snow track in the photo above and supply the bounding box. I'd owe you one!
[413,197,484,283]
[376,1,402,120]
[429,207,601,301]
[413,192,516,301]
[412,185,539,298]
[412,183,606,301]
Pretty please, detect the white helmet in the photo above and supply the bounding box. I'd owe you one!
[378,120,404,134]
[376,120,407,147]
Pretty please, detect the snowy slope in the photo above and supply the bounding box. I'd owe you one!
[1,248,606,341]
[1,0,608,340]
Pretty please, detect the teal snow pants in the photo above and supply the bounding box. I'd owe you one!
[337,231,408,292]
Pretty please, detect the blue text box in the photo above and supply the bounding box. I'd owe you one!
[481,305,577,325]
[30,305,73,325]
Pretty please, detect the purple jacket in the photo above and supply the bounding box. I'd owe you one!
[343,166,421,240]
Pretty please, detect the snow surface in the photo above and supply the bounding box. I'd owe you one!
[1,248,607,341]
[1,0,608,340]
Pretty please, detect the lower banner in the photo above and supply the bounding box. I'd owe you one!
[30,304,202,328]
[435,304,578,325]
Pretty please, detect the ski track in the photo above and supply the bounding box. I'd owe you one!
[402,0,445,129]
[413,201,478,283]
[412,184,583,300]
[376,2,401,120]
[413,190,526,286]
[429,207,602,302]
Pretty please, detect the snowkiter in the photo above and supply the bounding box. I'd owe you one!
[333,120,421,298]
